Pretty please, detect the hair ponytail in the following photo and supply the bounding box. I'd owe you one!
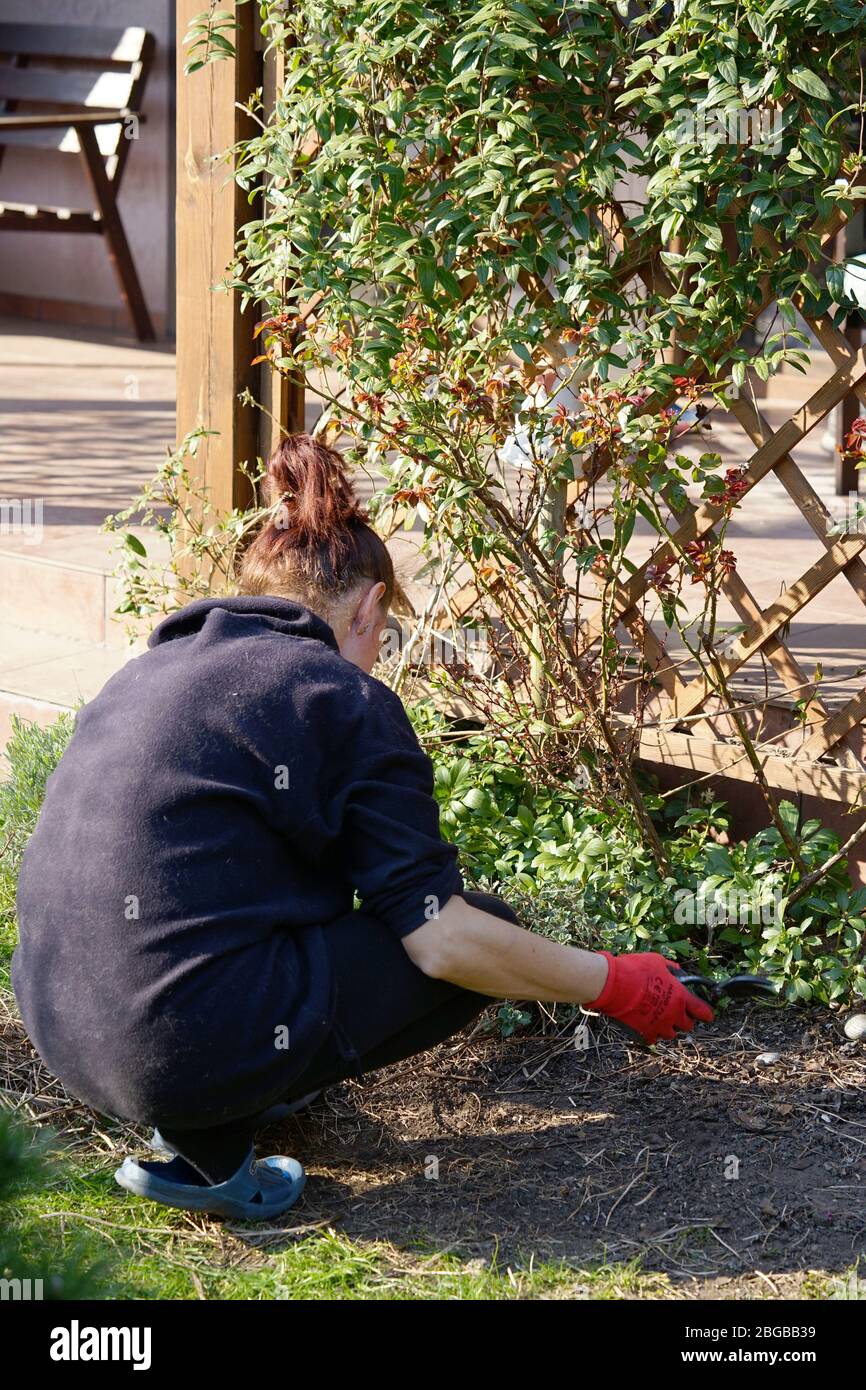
[238,434,397,613]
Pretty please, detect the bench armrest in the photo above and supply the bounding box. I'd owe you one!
[0,109,145,131]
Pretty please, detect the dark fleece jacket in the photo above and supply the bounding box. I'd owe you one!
[12,597,462,1128]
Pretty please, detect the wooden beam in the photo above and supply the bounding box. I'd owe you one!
[175,0,260,513]
[800,686,866,762]
[634,725,866,805]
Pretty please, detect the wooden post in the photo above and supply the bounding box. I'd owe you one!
[530,478,566,711]
[257,31,306,461]
[836,212,865,498]
[175,0,261,513]
[837,317,863,498]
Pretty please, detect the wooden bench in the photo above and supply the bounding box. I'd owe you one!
[0,23,156,340]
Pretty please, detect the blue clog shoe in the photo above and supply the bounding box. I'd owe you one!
[114,1148,305,1222]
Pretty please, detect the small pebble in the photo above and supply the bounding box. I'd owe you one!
[843,1014,866,1042]
[756,1051,782,1066]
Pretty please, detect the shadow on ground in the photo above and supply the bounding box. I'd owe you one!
[258,1005,866,1290]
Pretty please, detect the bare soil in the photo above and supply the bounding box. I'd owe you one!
[274,1003,866,1296]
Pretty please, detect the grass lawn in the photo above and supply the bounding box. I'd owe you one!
[7,1174,668,1301]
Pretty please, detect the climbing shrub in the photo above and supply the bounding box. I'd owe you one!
[207,0,866,861]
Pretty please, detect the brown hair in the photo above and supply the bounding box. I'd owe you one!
[237,434,398,616]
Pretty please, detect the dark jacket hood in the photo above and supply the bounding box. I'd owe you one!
[148,595,340,652]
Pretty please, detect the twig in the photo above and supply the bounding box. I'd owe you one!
[787,814,866,906]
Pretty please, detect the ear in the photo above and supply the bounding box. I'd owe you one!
[351,581,387,634]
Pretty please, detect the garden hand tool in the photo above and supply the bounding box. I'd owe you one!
[591,954,777,1050]
[587,951,715,1046]
[672,969,778,1005]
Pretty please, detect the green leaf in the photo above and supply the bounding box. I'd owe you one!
[124,533,147,557]
[718,57,738,89]
[778,800,799,836]
[788,67,832,103]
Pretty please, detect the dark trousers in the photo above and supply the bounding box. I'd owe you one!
[158,891,517,1182]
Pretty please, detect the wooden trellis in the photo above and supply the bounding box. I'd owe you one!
[595,198,866,806]
[439,190,866,806]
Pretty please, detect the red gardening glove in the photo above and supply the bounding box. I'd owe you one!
[587,951,714,1045]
